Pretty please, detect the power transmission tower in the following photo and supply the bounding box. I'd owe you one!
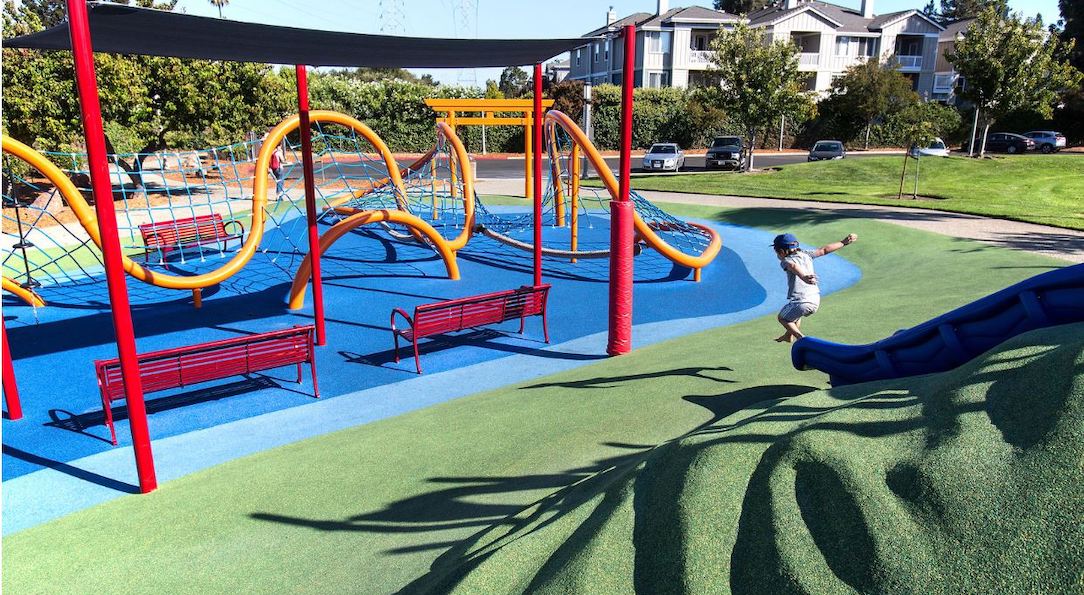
[448,0,479,87]
[379,0,407,35]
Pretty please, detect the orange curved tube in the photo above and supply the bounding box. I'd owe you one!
[543,111,722,277]
[2,276,45,307]
[288,209,460,310]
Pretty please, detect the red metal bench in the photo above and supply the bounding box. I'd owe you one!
[391,284,551,374]
[94,325,318,445]
[139,213,244,263]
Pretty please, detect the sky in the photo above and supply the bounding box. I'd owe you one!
[172,0,1063,86]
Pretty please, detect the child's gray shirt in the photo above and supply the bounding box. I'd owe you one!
[781,250,820,304]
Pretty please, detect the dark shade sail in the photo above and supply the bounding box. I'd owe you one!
[4,3,594,68]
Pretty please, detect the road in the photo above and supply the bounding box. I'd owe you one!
[474,151,902,179]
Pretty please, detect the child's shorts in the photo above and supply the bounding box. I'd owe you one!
[779,300,819,323]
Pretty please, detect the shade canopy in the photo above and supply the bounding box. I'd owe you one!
[4,2,594,68]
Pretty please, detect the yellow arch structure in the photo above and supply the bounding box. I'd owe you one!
[327,121,475,251]
[287,209,460,310]
[2,276,45,307]
[543,110,722,281]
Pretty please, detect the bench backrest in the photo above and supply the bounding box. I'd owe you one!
[413,285,549,336]
[139,214,227,247]
[95,326,314,402]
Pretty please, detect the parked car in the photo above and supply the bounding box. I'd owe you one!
[910,137,950,157]
[705,136,745,170]
[1022,130,1067,153]
[641,143,685,172]
[807,140,846,161]
[965,132,1034,154]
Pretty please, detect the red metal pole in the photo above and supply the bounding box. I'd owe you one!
[2,320,22,420]
[295,65,326,346]
[532,63,544,287]
[607,25,636,356]
[66,0,156,492]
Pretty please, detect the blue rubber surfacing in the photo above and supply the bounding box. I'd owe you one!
[2,213,860,534]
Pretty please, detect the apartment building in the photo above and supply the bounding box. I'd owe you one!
[567,0,945,98]
[931,18,974,103]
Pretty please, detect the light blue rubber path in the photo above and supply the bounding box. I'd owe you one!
[2,222,860,535]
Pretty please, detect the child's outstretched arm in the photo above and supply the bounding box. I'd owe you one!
[783,261,817,285]
[811,233,858,258]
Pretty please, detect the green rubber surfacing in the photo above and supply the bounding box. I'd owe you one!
[2,204,1078,594]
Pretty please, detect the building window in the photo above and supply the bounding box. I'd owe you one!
[835,36,851,56]
[693,35,709,51]
[604,39,610,61]
[647,31,671,54]
[594,43,599,62]
[576,49,581,66]
[858,37,877,57]
[647,72,670,88]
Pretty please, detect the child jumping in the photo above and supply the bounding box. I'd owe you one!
[772,232,858,343]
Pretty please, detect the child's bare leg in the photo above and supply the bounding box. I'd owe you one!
[775,315,794,342]
[781,319,804,342]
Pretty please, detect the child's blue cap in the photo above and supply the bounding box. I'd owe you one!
[771,233,799,250]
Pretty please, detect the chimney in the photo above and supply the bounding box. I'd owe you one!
[607,6,617,25]
[861,0,875,18]
[784,0,799,9]
[657,0,669,15]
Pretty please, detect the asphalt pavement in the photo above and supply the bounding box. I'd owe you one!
[474,151,902,179]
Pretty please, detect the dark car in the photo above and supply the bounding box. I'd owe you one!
[705,136,745,170]
[807,140,846,161]
[966,132,1034,154]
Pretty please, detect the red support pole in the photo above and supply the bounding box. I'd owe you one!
[607,25,637,356]
[533,63,544,287]
[295,65,326,346]
[66,0,157,492]
[2,320,22,420]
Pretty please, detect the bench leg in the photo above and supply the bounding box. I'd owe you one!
[542,309,550,344]
[413,336,422,374]
[519,315,526,334]
[296,362,303,384]
[393,332,401,364]
[101,395,118,446]
[310,361,320,399]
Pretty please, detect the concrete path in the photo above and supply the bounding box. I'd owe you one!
[476,178,1084,264]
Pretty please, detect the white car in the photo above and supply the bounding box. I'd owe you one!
[910,137,950,157]
[1022,131,1067,153]
[641,143,685,172]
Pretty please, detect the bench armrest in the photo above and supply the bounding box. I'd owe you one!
[224,219,246,239]
[390,307,414,334]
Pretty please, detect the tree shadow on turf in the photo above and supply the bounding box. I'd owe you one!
[521,366,736,390]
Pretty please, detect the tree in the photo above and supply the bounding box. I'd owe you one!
[1061,0,1083,71]
[948,7,1082,156]
[703,21,815,171]
[830,59,918,149]
[712,0,771,15]
[498,66,529,98]
[208,0,228,19]
[2,0,293,185]
[932,0,1008,23]
[891,103,960,198]
[483,80,504,99]
[549,80,584,120]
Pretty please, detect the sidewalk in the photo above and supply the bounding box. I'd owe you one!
[474,178,1084,264]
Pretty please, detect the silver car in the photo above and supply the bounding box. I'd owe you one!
[642,143,685,172]
[1022,131,1067,153]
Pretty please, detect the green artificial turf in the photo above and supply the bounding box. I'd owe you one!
[598,155,1084,231]
[2,205,1077,594]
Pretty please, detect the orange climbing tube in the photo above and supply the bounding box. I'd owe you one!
[287,209,460,310]
[543,111,722,279]
[2,276,45,307]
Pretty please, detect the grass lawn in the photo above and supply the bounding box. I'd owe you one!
[604,155,1084,231]
[2,204,1077,594]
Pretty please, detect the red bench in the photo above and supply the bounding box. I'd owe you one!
[139,213,244,264]
[94,325,318,445]
[391,284,551,374]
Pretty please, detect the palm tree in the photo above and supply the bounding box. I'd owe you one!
[209,0,229,19]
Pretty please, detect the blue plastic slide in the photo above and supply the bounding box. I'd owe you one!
[792,264,1084,386]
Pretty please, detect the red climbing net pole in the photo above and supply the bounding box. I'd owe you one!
[295,65,326,346]
[2,320,22,420]
[533,63,544,287]
[607,24,636,356]
[67,0,157,493]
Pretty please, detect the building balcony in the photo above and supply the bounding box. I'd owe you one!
[688,50,714,68]
[933,73,958,94]
[895,54,923,70]
[799,52,821,68]
[830,54,872,70]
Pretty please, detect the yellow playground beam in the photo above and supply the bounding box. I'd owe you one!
[2,276,45,308]
[425,98,555,201]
